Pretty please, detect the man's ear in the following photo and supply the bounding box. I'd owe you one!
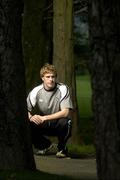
[42,77,44,81]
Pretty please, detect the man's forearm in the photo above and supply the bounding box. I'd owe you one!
[44,108,70,121]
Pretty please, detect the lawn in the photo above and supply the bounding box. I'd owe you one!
[76,74,93,119]
[0,170,73,180]
[76,74,95,144]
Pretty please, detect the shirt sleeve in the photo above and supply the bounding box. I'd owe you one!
[59,84,73,110]
[26,86,40,112]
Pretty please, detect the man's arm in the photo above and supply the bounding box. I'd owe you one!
[29,108,70,125]
[44,108,70,121]
[28,112,33,120]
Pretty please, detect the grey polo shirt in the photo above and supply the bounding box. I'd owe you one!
[27,83,73,115]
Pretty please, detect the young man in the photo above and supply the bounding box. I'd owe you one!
[27,63,73,158]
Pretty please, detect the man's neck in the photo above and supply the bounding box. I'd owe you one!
[43,83,57,91]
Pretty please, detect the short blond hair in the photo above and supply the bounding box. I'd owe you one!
[40,63,57,78]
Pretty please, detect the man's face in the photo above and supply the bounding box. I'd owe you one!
[42,72,56,90]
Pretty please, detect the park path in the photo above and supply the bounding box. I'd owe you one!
[34,155,97,180]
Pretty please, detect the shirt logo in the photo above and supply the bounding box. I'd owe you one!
[39,99,43,102]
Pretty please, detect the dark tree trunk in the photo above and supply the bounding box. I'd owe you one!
[23,0,53,92]
[0,0,35,169]
[88,0,120,179]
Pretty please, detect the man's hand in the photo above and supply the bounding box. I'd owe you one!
[30,115,47,125]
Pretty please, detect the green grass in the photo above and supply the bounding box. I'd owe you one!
[76,74,95,144]
[0,170,74,180]
[68,143,95,157]
[76,74,93,119]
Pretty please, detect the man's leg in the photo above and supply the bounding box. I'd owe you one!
[30,118,72,157]
[55,118,72,157]
[30,122,51,150]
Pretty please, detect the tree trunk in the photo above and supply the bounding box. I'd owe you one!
[23,0,53,92]
[53,0,79,143]
[0,0,35,169]
[88,0,120,179]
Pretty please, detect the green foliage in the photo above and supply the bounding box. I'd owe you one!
[74,16,90,75]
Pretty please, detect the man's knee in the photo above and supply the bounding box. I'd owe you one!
[57,118,72,135]
[58,118,71,126]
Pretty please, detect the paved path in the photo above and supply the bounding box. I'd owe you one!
[34,155,97,180]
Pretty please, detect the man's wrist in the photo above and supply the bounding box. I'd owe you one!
[44,116,48,121]
[29,115,32,119]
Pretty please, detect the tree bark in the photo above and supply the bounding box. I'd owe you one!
[0,0,35,169]
[88,0,120,179]
[53,0,79,143]
[23,0,53,92]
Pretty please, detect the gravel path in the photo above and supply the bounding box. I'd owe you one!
[34,155,97,180]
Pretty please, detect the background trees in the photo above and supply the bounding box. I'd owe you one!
[23,0,53,92]
[53,0,78,143]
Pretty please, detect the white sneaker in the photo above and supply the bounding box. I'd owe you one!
[35,149,47,155]
[34,144,57,155]
[56,150,68,158]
